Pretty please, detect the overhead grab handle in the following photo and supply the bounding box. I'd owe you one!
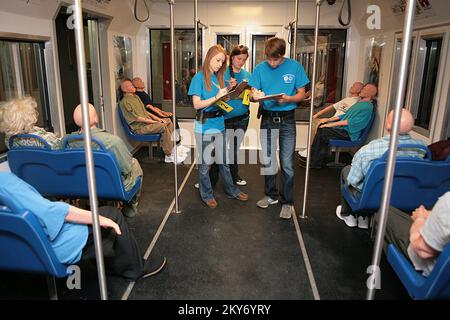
[338,0,351,27]
[134,0,150,23]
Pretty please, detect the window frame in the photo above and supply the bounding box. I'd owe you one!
[388,26,450,142]
[0,38,52,156]
[216,34,240,54]
[148,27,203,119]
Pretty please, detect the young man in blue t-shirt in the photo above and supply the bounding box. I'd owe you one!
[249,37,310,219]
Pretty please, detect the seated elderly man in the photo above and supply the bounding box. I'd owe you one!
[382,191,450,277]
[336,109,427,228]
[132,77,172,118]
[0,97,61,149]
[305,83,378,169]
[119,79,188,164]
[66,104,143,218]
[132,77,184,146]
[299,81,364,158]
[0,172,166,281]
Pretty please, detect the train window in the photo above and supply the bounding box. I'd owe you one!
[292,29,347,122]
[293,29,347,103]
[389,38,415,111]
[149,29,202,119]
[251,34,275,71]
[217,34,239,54]
[390,31,445,137]
[0,40,51,155]
[412,36,442,132]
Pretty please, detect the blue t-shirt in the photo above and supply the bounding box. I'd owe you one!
[223,67,252,119]
[188,71,225,134]
[249,58,309,111]
[338,101,374,141]
[0,172,89,265]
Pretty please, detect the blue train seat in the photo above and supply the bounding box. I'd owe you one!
[329,102,377,164]
[7,134,141,202]
[387,243,450,299]
[341,144,450,215]
[117,105,160,159]
[0,204,68,299]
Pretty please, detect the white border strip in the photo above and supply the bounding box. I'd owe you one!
[293,214,321,300]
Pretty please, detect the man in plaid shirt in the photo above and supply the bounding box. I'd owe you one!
[336,109,427,229]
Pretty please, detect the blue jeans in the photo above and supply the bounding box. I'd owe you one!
[210,115,249,185]
[260,112,296,205]
[195,132,241,202]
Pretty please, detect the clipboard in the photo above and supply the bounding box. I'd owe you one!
[211,80,250,105]
[257,93,285,102]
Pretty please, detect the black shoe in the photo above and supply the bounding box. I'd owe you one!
[122,203,139,217]
[141,255,167,279]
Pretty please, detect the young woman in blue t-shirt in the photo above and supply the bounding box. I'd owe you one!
[188,45,249,208]
[209,45,252,187]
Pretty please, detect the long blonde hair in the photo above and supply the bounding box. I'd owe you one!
[202,45,227,92]
[0,97,39,135]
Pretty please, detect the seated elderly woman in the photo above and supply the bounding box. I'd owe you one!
[0,97,61,149]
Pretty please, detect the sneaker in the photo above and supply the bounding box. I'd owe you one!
[357,216,369,229]
[164,154,174,163]
[280,204,295,219]
[122,203,138,217]
[298,149,308,158]
[141,255,167,279]
[165,154,185,164]
[235,179,247,186]
[335,205,357,227]
[194,183,199,189]
[256,196,279,209]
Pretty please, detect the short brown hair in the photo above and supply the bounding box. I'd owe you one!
[264,37,286,58]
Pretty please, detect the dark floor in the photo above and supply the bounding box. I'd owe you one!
[0,148,410,300]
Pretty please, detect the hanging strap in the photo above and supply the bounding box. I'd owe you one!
[338,0,352,27]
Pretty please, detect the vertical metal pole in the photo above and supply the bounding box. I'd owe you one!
[366,0,415,300]
[194,0,199,72]
[73,0,108,300]
[301,0,322,219]
[169,0,181,214]
[292,0,299,60]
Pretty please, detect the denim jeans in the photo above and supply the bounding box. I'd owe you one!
[210,115,249,185]
[260,112,296,205]
[195,132,241,202]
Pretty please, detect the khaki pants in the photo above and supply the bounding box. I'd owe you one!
[123,157,143,208]
[309,118,322,142]
[135,122,174,155]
